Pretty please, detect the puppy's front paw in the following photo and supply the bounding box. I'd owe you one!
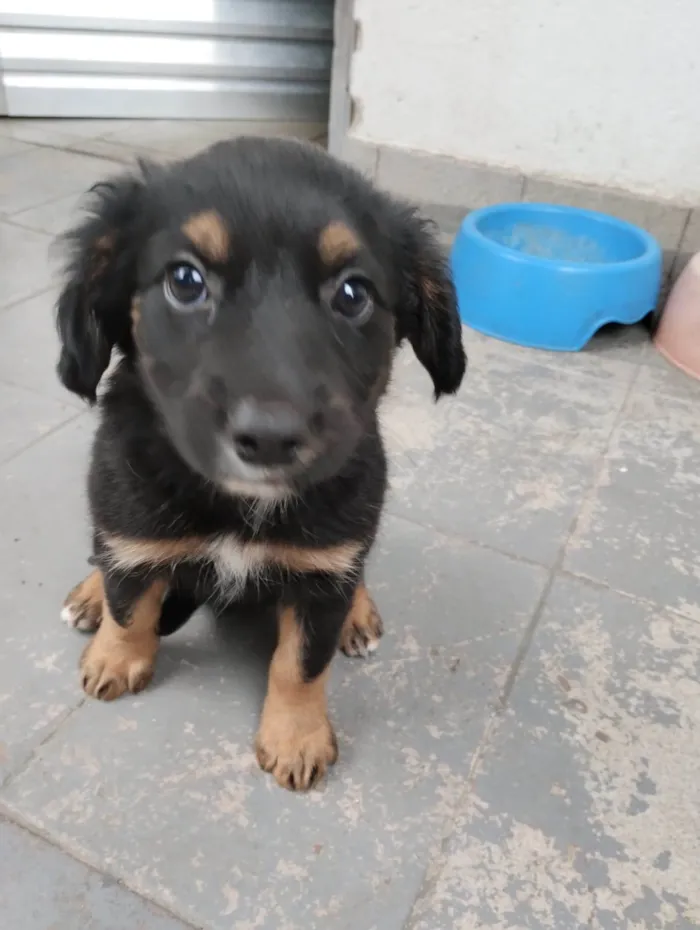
[62,569,104,632]
[340,585,383,658]
[80,634,156,702]
[255,712,338,791]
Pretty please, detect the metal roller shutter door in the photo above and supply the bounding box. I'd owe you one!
[0,0,333,120]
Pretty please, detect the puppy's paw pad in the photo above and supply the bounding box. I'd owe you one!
[62,571,103,633]
[340,599,384,658]
[61,601,101,632]
[80,642,154,702]
[255,719,338,791]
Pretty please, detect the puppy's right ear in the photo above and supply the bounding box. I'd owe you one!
[56,174,145,403]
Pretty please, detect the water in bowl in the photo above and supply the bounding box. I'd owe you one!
[489,223,607,263]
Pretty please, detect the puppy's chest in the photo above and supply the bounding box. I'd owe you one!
[195,534,361,595]
[207,537,269,593]
[101,530,361,593]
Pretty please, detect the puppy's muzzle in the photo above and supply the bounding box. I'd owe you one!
[229,398,319,469]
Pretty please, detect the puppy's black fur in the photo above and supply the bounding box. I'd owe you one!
[56,137,465,786]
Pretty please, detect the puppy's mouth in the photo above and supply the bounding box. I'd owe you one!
[215,441,299,500]
[158,389,365,500]
[214,422,360,499]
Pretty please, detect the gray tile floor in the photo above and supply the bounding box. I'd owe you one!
[1,119,699,930]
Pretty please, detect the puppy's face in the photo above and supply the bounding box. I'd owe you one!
[56,138,466,497]
[133,202,396,497]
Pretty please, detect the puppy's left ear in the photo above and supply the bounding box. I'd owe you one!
[55,174,145,403]
[394,211,466,399]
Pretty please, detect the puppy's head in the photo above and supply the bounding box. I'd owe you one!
[56,137,465,498]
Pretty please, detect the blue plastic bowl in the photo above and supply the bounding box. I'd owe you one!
[450,203,662,351]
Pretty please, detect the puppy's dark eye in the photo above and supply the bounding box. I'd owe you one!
[330,276,374,324]
[164,262,209,310]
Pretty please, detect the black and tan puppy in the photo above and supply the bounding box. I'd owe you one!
[56,137,466,790]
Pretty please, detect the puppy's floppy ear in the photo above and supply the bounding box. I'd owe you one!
[394,209,466,399]
[56,173,145,403]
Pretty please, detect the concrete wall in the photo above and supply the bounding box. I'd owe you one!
[349,0,699,205]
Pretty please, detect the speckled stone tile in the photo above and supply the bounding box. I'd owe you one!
[0,817,192,930]
[0,381,79,465]
[0,135,35,159]
[10,193,86,239]
[100,119,327,158]
[0,147,126,217]
[0,515,547,930]
[565,364,700,620]
[408,576,700,930]
[0,119,136,144]
[0,220,54,308]
[380,332,635,566]
[464,323,650,374]
[0,415,93,782]
[0,289,85,408]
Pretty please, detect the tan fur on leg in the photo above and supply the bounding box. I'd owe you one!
[61,569,104,632]
[255,607,337,791]
[339,583,383,657]
[80,578,166,701]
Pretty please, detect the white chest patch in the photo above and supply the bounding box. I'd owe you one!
[99,531,362,597]
[206,536,267,596]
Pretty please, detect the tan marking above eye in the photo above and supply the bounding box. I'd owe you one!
[318,222,360,266]
[130,297,141,329]
[420,275,441,306]
[86,234,114,288]
[182,210,230,263]
[94,234,114,253]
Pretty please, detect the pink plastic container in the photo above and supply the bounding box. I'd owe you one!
[654,253,700,380]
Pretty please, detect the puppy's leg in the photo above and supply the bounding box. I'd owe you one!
[339,581,384,658]
[158,589,202,637]
[256,579,353,791]
[80,571,167,701]
[62,568,198,638]
[62,568,104,632]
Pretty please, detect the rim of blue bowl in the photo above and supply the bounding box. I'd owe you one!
[456,202,662,273]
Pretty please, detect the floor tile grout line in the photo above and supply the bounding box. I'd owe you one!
[498,358,644,707]
[0,284,56,316]
[402,711,501,930]
[0,214,61,238]
[559,566,700,626]
[0,134,134,167]
[0,140,134,230]
[0,128,306,169]
[2,195,85,230]
[383,350,650,576]
[666,209,692,285]
[500,358,643,703]
[562,360,643,559]
[81,134,180,159]
[497,564,561,708]
[0,212,62,244]
[0,808,202,929]
[0,410,84,469]
[403,522,578,925]
[403,361,644,926]
[0,375,84,411]
[0,699,86,793]
[382,507,552,571]
[464,335,646,381]
[401,595,568,926]
[62,139,142,163]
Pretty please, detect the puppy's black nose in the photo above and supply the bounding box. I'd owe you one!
[231,400,311,468]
